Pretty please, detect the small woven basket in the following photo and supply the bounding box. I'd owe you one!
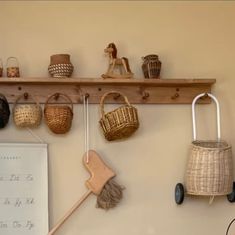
[185,93,233,196]
[0,94,10,128]
[99,91,139,141]
[6,57,20,78]
[44,93,73,134]
[142,54,161,79]
[13,93,42,128]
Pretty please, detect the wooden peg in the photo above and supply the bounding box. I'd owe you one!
[142,91,150,100]
[54,93,60,100]
[23,92,29,100]
[113,93,121,100]
[171,93,180,100]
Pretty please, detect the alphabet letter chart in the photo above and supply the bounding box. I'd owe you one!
[0,143,48,235]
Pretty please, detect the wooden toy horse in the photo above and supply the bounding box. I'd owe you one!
[102,43,134,79]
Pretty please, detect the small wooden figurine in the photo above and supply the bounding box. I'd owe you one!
[102,43,134,79]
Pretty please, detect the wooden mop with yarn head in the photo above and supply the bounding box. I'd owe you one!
[48,150,124,235]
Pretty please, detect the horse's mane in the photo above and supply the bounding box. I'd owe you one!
[108,43,117,58]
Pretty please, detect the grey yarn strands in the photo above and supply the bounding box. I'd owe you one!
[97,178,125,210]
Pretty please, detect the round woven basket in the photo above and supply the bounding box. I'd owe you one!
[99,91,139,141]
[13,93,42,128]
[44,93,73,134]
[0,94,10,128]
[48,63,74,78]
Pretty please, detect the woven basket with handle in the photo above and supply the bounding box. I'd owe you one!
[0,94,10,128]
[44,93,73,134]
[13,93,42,128]
[185,93,233,196]
[99,91,139,141]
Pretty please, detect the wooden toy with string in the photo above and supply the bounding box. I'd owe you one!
[48,95,124,235]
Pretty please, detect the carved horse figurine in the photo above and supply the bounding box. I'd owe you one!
[102,43,134,79]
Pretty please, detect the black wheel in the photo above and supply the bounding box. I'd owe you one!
[227,182,235,203]
[175,183,184,205]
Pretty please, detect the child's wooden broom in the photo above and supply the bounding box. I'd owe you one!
[48,150,124,235]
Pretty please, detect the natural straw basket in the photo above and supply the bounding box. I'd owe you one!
[6,57,20,78]
[44,93,73,134]
[185,93,233,196]
[0,94,10,128]
[99,91,139,141]
[13,93,42,128]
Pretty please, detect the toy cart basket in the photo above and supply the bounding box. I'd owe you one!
[175,93,235,204]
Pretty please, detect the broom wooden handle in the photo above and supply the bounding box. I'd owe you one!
[48,189,92,235]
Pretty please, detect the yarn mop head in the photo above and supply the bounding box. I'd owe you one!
[83,150,124,209]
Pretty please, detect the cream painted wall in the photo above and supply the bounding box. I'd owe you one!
[1,1,235,235]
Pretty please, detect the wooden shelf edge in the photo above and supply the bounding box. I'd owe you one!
[0,77,216,104]
[0,77,216,86]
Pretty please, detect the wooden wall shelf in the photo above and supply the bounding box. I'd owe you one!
[0,77,216,104]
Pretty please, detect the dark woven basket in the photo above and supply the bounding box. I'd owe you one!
[0,94,10,128]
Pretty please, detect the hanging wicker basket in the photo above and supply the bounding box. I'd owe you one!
[44,93,73,134]
[99,91,139,141]
[185,93,233,196]
[13,93,42,128]
[0,94,10,128]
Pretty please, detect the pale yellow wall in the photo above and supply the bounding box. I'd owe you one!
[1,1,235,235]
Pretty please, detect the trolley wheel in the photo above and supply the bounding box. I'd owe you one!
[175,183,184,205]
[227,182,235,203]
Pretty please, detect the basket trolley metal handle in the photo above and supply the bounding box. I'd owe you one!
[192,93,221,141]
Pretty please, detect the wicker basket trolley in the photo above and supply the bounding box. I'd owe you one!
[13,93,42,128]
[99,91,139,141]
[175,93,235,204]
[44,93,73,134]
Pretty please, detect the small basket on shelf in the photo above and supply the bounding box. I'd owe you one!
[99,91,139,141]
[48,54,74,78]
[13,93,42,128]
[6,57,20,78]
[44,93,73,134]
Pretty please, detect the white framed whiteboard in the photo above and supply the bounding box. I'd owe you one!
[0,143,48,235]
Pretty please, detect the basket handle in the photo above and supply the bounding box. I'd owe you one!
[192,93,221,141]
[45,93,73,111]
[13,93,40,109]
[6,57,19,67]
[100,91,131,118]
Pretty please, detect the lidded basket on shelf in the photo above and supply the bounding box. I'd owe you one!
[13,93,42,128]
[142,54,161,79]
[99,91,139,141]
[6,57,20,78]
[44,93,73,134]
[0,94,10,128]
[48,54,74,78]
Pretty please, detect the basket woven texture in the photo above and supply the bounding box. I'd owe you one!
[142,54,161,79]
[186,140,233,196]
[48,63,74,78]
[44,93,73,134]
[185,93,233,196]
[6,57,20,78]
[99,91,139,141]
[13,94,42,128]
[0,94,10,128]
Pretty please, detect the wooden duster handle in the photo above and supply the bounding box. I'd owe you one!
[47,190,92,235]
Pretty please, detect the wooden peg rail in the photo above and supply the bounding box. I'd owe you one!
[0,77,216,104]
